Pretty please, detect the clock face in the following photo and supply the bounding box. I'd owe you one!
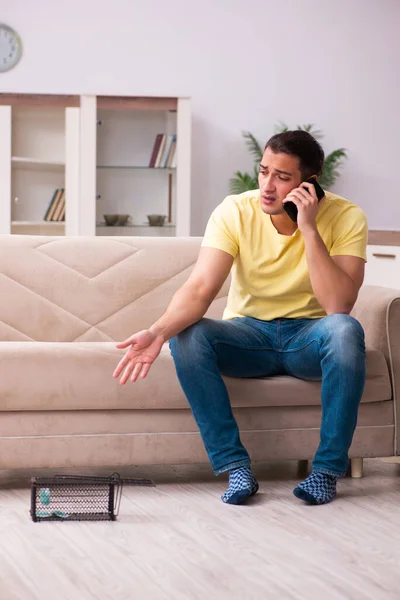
[0,24,22,72]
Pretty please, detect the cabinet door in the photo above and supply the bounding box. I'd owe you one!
[12,105,67,233]
[86,95,191,238]
[95,99,176,237]
[364,245,400,289]
[0,95,80,236]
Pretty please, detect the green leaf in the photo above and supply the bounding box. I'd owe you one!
[229,170,259,194]
[243,131,263,163]
[320,148,347,188]
[297,124,323,139]
[275,121,288,133]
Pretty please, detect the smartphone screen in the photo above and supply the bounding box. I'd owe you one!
[282,178,325,223]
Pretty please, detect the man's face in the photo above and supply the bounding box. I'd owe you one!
[258,147,303,216]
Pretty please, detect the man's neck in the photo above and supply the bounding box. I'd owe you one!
[270,214,298,236]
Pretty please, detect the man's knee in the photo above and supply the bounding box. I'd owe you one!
[324,314,364,337]
[169,318,217,358]
[322,314,365,354]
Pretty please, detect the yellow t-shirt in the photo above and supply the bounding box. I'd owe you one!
[202,190,368,320]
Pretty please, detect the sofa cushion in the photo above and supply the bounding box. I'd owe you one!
[0,236,210,342]
[0,342,391,411]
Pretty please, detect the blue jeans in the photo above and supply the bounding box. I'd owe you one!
[169,314,366,478]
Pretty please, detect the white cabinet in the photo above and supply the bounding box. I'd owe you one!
[0,94,191,237]
[364,245,400,289]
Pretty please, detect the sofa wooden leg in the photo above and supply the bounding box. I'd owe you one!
[297,460,308,476]
[351,458,363,478]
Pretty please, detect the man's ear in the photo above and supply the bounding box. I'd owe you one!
[302,175,318,183]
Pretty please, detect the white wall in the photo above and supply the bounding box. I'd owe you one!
[1,0,399,234]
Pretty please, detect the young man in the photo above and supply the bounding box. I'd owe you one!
[113,131,368,506]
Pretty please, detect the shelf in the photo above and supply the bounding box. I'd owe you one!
[96,223,175,228]
[12,221,65,226]
[96,165,176,170]
[12,157,65,171]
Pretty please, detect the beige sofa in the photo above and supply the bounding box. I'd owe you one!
[0,234,399,472]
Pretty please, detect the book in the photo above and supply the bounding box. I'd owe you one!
[59,199,66,221]
[171,142,177,168]
[166,140,175,167]
[165,135,176,168]
[58,190,66,221]
[155,135,167,168]
[43,189,58,221]
[53,189,65,221]
[149,134,163,168]
[46,189,63,222]
[162,135,175,168]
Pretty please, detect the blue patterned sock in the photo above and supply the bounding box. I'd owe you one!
[221,466,259,505]
[293,471,337,505]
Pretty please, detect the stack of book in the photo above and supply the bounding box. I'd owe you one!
[148,134,177,168]
[43,189,65,222]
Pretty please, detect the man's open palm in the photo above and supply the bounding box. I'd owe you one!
[113,329,164,384]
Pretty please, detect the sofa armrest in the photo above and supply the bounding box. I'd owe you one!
[351,285,400,453]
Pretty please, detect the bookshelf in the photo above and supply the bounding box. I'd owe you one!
[0,94,191,237]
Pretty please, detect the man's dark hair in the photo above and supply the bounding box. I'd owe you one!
[265,130,325,179]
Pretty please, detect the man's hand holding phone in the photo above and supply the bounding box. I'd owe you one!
[283,178,325,234]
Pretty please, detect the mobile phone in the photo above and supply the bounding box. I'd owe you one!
[283,178,325,223]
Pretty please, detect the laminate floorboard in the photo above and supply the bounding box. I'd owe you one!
[0,459,399,600]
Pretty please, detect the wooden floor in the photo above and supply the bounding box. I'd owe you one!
[1,459,400,600]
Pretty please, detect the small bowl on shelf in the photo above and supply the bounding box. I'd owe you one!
[116,214,131,226]
[103,214,119,226]
[103,214,132,226]
[147,214,166,227]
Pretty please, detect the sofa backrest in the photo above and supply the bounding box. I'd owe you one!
[0,235,229,342]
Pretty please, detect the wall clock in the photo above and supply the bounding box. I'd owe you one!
[0,24,22,72]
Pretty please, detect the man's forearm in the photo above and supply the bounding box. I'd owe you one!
[303,229,358,314]
[149,284,212,341]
